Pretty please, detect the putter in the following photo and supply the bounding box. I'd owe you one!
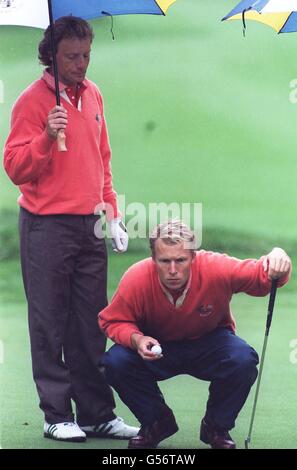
[245,279,278,450]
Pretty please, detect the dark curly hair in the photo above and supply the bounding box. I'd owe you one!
[38,16,94,67]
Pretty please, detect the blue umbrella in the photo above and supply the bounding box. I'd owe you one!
[51,0,177,21]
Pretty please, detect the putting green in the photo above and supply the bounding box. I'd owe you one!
[0,256,296,449]
[0,1,296,241]
[0,0,296,450]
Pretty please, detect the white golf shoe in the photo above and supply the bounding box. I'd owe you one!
[81,417,139,439]
[44,421,86,442]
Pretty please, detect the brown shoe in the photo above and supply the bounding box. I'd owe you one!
[200,417,236,449]
[128,407,178,449]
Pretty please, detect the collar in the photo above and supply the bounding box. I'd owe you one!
[41,69,88,93]
[158,270,192,308]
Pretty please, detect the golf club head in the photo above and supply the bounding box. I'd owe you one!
[245,437,250,449]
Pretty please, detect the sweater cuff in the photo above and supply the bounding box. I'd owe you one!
[118,328,143,349]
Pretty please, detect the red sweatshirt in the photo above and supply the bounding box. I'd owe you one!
[3,71,118,218]
[99,251,290,348]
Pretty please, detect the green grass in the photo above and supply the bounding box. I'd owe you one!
[0,251,296,449]
[1,0,297,450]
[0,264,296,449]
[1,1,297,241]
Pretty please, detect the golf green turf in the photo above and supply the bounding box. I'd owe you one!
[0,0,297,450]
[1,1,297,240]
[0,256,296,449]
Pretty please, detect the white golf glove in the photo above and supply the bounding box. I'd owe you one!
[108,218,129,253]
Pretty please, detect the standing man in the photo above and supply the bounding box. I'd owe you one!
[99,220,292,449]
[3,16,138,442]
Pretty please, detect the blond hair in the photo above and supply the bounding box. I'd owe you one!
[149,219,196,257]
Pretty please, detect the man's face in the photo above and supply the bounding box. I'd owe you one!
[153,239,195,291]
[55,37,91,86]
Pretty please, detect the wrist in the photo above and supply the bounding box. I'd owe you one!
[131,333,143,350]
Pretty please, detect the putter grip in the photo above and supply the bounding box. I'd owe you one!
[57,129,67,152]
[266,279,278,331]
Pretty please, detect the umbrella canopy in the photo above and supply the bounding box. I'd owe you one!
[0,0,177,28]
[223,0,297,33]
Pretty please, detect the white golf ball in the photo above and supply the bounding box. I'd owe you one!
[151,345,162,356]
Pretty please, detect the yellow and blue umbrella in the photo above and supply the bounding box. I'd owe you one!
[223,0,297,34]
[52,0,177,23]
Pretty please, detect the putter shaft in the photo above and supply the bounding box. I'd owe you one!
[245,280,278,449]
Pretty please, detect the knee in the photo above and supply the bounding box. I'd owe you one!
[231,345,259,382]
[103,345,138,383]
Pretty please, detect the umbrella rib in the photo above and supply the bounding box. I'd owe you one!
[278,11,293,34]
[242,7,252,36]
[153,0,166,16]
[101,11,115,40]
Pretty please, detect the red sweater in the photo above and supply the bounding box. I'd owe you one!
[3,72,118,217]
[99,251,290,348]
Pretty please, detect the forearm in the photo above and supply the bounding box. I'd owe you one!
[100,114,120,220]
[231,253,291,295]
[4,123,54,185]
[102,159,119,220]
[99,312,143,349]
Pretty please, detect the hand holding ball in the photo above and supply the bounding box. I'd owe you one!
[151,344,162,356]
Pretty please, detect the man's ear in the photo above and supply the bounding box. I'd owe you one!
[191,251,196,262]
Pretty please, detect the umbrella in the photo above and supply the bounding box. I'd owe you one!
[222,0,297,34]
[0,0,177,149]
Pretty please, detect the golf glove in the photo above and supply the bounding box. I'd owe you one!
[108,218,129,253]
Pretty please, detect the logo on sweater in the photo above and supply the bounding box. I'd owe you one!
[0,0,22,11]
[197,304,214,317]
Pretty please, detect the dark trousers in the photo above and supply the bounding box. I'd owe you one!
[103,328,259,430]
[19,208,115,425]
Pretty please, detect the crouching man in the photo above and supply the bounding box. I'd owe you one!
[99,220,291,449]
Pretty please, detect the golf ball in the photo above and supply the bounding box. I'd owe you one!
[151,344,162,356]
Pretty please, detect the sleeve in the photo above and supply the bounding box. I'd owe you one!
[98,265,146,347]
[224,255,290,296]
[99,291,144,348]
[97,93,119,221]
[3,104,54,185]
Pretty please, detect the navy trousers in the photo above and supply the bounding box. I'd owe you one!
[19,208,116,425]
[103,328,259,430]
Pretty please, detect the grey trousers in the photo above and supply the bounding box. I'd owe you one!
[19,208,115,425]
